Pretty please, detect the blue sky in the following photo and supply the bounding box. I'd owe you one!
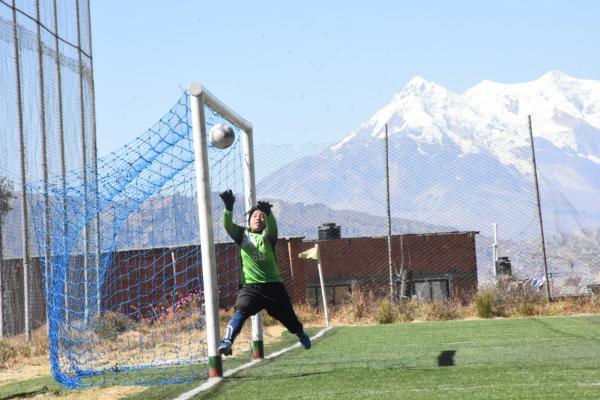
[91,0,600,155]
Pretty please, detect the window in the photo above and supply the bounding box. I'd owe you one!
[413,279,450,302]
[306,284,351,307]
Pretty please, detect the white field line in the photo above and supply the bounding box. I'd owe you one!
[173,327,333,400]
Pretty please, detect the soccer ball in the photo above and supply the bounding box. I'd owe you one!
[209,123,235,149]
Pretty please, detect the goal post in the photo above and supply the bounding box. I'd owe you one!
[32,86,259,387]
[189,84,262,377]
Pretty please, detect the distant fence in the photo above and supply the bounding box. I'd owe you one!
[0,257,45,336]
[253,136,600,299]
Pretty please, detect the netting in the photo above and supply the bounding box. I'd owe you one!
[253,115,599,306]
[27,93,252,387]
[28,87,593,389]
[0,0,94,337]
[3,1,599,384]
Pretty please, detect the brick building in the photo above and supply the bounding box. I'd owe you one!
[103,230,478,317]
[279,231,479,306]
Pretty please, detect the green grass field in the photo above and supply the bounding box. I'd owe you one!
[3,316,600,399]
[198,316,600,400]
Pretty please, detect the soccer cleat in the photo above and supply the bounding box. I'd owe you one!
[297,332,311,350]
[218,339,233,356]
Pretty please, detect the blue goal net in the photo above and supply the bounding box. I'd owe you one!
[29,92,248,387]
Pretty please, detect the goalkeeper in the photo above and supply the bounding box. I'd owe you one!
[217,189,311,356]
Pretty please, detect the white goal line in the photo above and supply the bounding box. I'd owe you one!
[173,327,333,400]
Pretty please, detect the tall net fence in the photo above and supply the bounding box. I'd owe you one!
[0,0,95,337]
[253,120,599,306]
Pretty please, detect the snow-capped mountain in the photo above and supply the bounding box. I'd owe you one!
[465,71,600,155]
[259,71,600,238]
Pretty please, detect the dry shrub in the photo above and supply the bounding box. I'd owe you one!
[475,278,548,318]
[0,326,48,369]
[27,328,48,357]
[420,301,462,321]
[474,278,600,319]
[376,300,396,324]
[294,302,322,326]
[93,311,132,339]
[474,291,497,318]
[494,277,545,310]
[397,299,418,322]
[0,339,17,367]
[515,300,537,317]
[299,284,600,328]
[346,283,376,322]
[542,296,600,316]
[317,284,378,324]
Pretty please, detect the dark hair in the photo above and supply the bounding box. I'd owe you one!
[247,207,260,226]
[246,207,277,251]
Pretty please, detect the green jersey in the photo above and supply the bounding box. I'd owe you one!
[223,209,282,284]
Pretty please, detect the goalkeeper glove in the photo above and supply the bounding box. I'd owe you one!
[220,190,235,211]
[256,200,273,216]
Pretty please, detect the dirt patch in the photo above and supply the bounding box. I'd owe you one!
[0,321,294,397]
[0,356,50,384]
[56,386,146,400]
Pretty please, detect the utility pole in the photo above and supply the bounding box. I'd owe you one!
[528,115,551,301]
[385,123,395,302]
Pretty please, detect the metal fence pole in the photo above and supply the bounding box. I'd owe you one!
[85,0,102,315]
[35,0,51,328]
[385,123,394,302]
[0,213,4,337]
[75,0,90,324]
[52,0,69,325]
[12,0,31,340]
[528,115,551,301]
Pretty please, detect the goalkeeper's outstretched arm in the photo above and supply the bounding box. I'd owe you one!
[220,189,243,245]
[257,201,277,246]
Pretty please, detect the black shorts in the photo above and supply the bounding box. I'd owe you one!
[235,282,303,334]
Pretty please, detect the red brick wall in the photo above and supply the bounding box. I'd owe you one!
[280,232,478,303]
[103,231,478,316]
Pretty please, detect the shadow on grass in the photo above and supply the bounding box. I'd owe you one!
[437,350,456,367]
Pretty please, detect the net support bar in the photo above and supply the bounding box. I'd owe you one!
[189,82,258,373]
[190,88,222,378]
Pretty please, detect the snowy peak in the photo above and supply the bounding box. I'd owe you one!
[464,71,600,151]
[371,78,478,139]
[333,71,600,183]
[391,76,453,104]
[334,77,456,148]
[538,70,575,85]
[261,71,600,240]
[399,76,443,97]
[336,75,501,156]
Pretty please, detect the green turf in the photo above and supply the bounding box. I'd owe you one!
[0,376,63,399]
[195,316,600,399]
[123,327,322,400]
[4,317,600,400]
